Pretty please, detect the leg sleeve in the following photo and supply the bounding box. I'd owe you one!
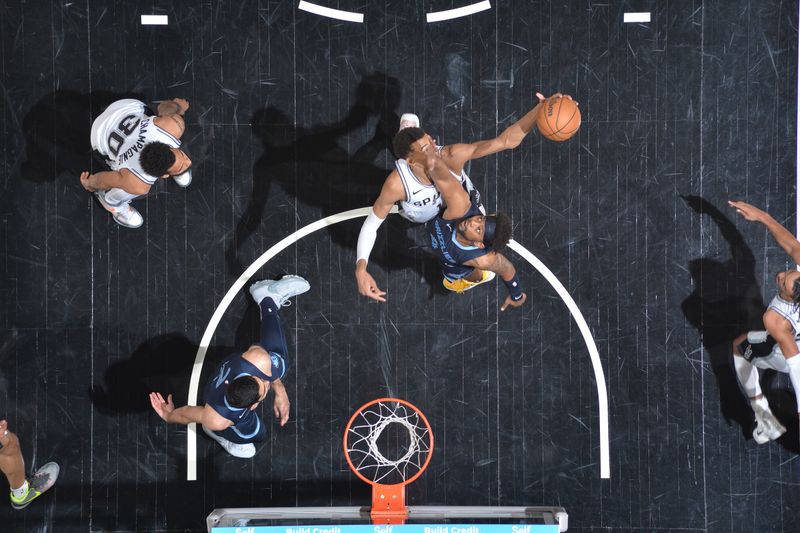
[258,298,289,368]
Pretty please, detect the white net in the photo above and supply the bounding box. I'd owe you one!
[345,400,432,485]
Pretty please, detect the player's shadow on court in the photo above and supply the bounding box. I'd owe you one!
[88,294,287,416]
[227,73,447,298]
[19,90,147,183]
[88,333,233,415]
[680,195,798,450]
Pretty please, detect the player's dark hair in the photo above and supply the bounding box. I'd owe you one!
[392,127,425,159]
[792,277,800,311]
[140,142,176,177]
[225,376,262,408]
[489,212,513,251]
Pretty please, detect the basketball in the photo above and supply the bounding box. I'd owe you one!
[537,95,581,141]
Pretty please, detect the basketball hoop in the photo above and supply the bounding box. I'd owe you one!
[343,398,434,524]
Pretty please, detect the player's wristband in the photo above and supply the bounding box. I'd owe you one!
[503,275,523,301]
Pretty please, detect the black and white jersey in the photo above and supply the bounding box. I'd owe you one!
[90,99,181,185]
[395,149,482,223]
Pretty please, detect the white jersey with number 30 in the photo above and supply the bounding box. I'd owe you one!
[90,99,181,185]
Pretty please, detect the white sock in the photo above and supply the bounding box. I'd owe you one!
[733,355,761,398]
[786,355,800,413]
[11,480,28,499]
[751,395,771,412]
[104,187,139,206]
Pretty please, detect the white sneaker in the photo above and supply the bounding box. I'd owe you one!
[202,425,256,458]
[399,113,420,131]
[249,275,310,306]
[172,169,192,188]
[752,404,786,444]
[94,191,143,228]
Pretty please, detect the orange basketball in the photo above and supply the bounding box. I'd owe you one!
[536,96,581,142]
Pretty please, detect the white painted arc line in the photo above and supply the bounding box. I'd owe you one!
[623,12,650,23]
[297,1,364,23]
[426,1,492,23]
[186,207,610,480]
[140,14,168,25]
[186,206,381,480]
[507,240,610,479]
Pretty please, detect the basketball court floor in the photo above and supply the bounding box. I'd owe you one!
[1,1,799,531]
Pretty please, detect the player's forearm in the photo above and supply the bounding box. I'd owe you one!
[271,380,288,400]
[497,103,543,149]
[487,253,516,280]
[86,171,124,191]
[759,213,800,259]
[165,405,205,425]
[356,210,385,265]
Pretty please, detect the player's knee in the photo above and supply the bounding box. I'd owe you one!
[0,431,21,456]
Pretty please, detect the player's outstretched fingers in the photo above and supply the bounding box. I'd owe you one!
[368,287,387,302]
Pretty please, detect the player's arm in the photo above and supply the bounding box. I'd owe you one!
[79,169,151,196]
[355,172,405,302]
[466,251,527,311]
[154,98,189,139]
[442,92,553,169]
[763,309,799,357]
[149,392,232,431]
[729,200,800,264]
[423,151,472,220]
[270,379,291,426]
[767,307,800,416]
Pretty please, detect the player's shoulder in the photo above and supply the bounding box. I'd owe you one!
[380,169,405,196]
[764,306,794,331]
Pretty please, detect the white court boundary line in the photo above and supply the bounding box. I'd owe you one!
[186,207,610,480]
[427,1,492,23]
[297,1,364,23]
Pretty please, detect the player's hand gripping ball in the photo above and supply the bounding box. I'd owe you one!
[536,94,581,142]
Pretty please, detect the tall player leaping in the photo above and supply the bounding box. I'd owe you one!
[354,93,563,303]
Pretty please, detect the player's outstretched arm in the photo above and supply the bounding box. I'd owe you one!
[148,392,231,431]
[467,251,527,311]
[443,92,572,170]
[355,172,405,302]
[729,200,800,264]
[80,170,151,196]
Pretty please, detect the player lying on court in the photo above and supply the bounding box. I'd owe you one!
[79,97,193,228]
[729,200,800,443]
[355,92,568,302]
[417,141,526,310]
[149,275,310,458]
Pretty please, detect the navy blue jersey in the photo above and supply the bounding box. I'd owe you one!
[425,203,490,281]
[203,352,277,442]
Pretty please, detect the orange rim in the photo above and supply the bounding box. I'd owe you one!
[343,397,434,487]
